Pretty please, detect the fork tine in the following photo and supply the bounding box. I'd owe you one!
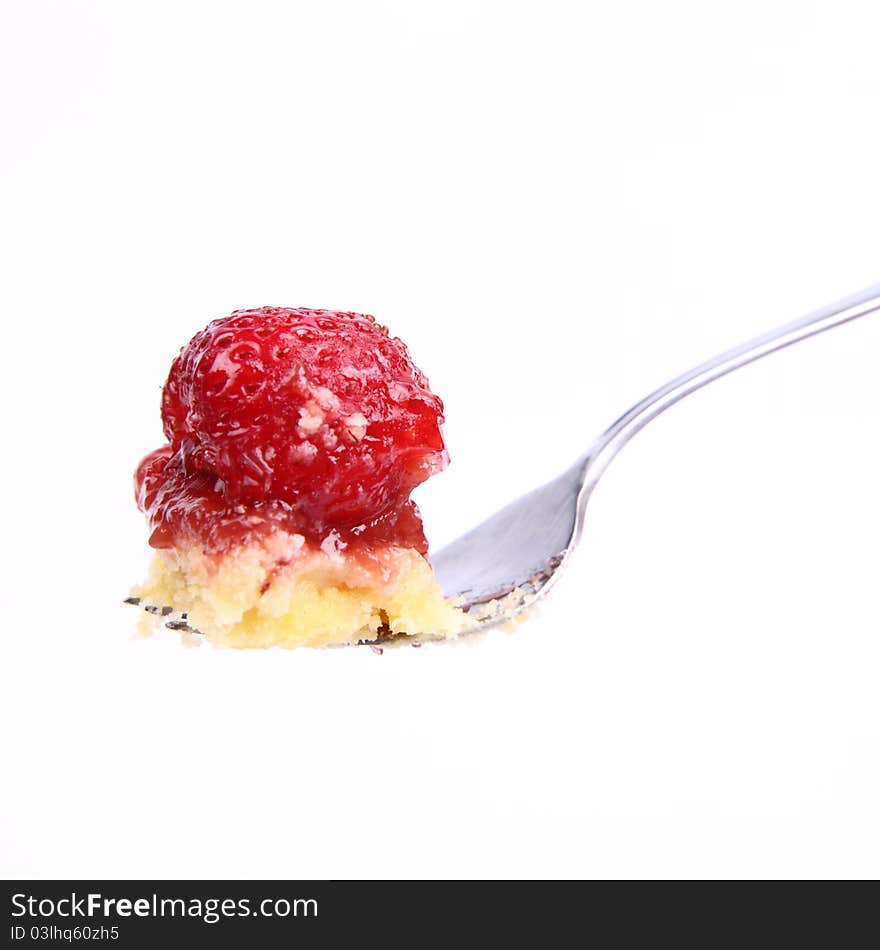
[124,596,202,635]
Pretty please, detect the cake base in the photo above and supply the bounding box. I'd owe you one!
[132,530,465,649]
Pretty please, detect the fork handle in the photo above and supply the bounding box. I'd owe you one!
[581,283,880,488]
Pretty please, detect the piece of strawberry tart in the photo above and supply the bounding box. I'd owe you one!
[131,307,464,648]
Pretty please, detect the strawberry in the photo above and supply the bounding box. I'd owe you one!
[137,308,447,551]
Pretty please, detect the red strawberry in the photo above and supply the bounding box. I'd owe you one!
[137,308,447,550]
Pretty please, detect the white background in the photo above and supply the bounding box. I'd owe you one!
[2,0,879,879]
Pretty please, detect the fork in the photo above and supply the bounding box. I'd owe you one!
[432,284,880,633]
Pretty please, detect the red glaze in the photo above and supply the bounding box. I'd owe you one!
[136,308,447,555]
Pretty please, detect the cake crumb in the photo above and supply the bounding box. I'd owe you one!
[313,386,341,411]
[344,412,369,441]
[297,401,325,435]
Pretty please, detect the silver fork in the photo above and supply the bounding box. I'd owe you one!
[432,284,880,633]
